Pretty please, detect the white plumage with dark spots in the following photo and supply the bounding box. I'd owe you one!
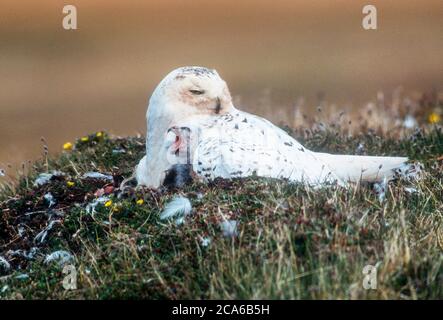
[136,66,416,189]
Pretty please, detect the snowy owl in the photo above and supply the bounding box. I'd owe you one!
[136,66,413,189]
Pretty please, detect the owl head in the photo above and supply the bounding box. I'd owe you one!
[149,66,235,120]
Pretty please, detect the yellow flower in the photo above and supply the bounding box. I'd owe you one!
[63,142,73,151]
[136,199,144,205]
[80,136,89,142]
[96,131,103,138]
[428,112,441,124]
[66,181,75,187]
[104,200,113,207]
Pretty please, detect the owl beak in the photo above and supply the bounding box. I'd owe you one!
[214,97,221,114]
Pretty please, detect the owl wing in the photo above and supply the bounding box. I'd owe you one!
[192,111,340,185]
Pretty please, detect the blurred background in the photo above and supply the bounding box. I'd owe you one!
[0,0,442,168]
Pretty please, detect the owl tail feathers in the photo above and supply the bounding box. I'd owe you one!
[315,153,421,183]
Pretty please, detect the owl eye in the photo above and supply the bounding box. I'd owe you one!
[189,89,205,95]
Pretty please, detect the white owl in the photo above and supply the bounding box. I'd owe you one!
[136,66,412,189]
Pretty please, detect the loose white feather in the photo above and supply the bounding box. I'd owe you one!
[82,172,113,181]
[160,196,192,220]
[44,250,74,267]
[0,256,11,272]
